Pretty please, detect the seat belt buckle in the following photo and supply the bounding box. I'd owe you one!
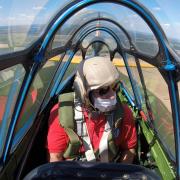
[85,149,96,162]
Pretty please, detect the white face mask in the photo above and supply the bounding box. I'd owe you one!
[93,96,117,112]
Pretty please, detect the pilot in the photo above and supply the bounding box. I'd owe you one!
[46,56,137,163]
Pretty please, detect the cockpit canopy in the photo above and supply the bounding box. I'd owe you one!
[0,1,180,179]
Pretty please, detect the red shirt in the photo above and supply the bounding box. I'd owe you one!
[46,103,137,153]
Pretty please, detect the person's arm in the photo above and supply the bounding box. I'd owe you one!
[47,152,64,162]
[46,103,68,162]
[117,104,137,164]
[119,148,136,164]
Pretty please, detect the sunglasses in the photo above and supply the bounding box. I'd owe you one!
[97,82,119,96]
[98,87,110,96]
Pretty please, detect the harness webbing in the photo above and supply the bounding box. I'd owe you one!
[63,128,81,158]
[74,93,96,162]
[99,120,111,162]
[58,92,124,161]
[74,94,83,136]
[59,92,81,158]
[82,122,96,161]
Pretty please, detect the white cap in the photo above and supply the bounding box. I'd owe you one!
[73,56,120,104]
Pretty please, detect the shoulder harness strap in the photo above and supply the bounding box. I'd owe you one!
[74,93,96,162]
[108,96,124,161]
[58,92,81,158]
[58,92,124,160]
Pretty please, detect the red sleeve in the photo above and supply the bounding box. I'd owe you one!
[116,104,137,150]
[46,103,69,153]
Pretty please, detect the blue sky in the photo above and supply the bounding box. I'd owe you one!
[138,0,180,39]
[88,1,180,39]
[0,0,68,26]
[0,0,180,40]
